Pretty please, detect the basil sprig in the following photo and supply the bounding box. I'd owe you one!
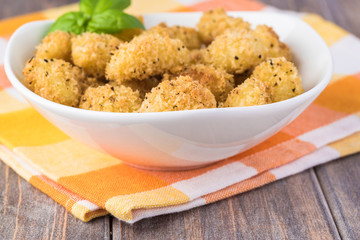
[48,0,144,35]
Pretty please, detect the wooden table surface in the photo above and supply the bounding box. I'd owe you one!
[1,0,359,239]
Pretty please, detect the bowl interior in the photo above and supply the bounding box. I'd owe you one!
[7,12,331,109]
[7,21,50,84]
[143,12,331,93]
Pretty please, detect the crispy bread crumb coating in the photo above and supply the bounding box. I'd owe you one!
[252,57,303,102]
[140,76,216,112]
[204,25,293,74]
[143,22,202,49]
[122,77,161,99]
[197,8,250,44]
[189,49,206,64]
[253,25,293,61]
[223,77,270,107]
[23,58,84,107]
[79,84,142,112]
[72,33,122,78]
[79,77,106,93]
[165,64,234,102]
[35,31,72,61]
[26,11,300,112]
[106,33,189,83]
[204,29,265,74]
[112,28,144,41]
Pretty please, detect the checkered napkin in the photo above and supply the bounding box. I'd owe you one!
[0,0,359,223]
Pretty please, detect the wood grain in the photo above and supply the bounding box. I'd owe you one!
[112,170,340,240]
[322,0,360,37]
[261,0,360,238]
[315,154,360,240]
[260,0,360,37]
[261,0,334,22]
[0,161,111,240]
[0,0,77,20]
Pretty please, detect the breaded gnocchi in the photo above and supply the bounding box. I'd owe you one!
[197,8,250,44]
[79,77,105,93]
[23,58,84,107]
[204,29,265,74]
[189,49,205,65]
[252,57,303,102]
[223,77,270,107]
[25,9,304,112]
[140,76,216,112]
[106,33,189,83]
[72,33,122,78]
[35,31,72,61]
[143,23,202,49]
[253,25,292,61]
[165,64,234,102]
[204,25,293,75]
[79,84,142,112]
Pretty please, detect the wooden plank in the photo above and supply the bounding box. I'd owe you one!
[262,0,360,238]
[261,0,360,38]
[323,0,360,37]
[315,154,360,239]
[314,0,360,237]
[112,170,340,239]
[313,0,360,237]
[0,161,111,240]
[0,0,78,20]
[261,1,360,239]
[261,0,334,22]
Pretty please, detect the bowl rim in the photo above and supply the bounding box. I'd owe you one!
[4,11,333,122]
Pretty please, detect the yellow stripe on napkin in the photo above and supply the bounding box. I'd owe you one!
[105,186,189,221]
[0,108,69,148]
[329,132,360,156]
[302,14,348,46]
[14,139,120,181]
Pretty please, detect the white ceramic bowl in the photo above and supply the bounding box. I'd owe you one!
[5,12,332,170]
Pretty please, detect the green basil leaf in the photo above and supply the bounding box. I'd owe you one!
[87,9,144,34]
[48,12,89,35]
[79,0,99,16]
[94,0,131,13]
